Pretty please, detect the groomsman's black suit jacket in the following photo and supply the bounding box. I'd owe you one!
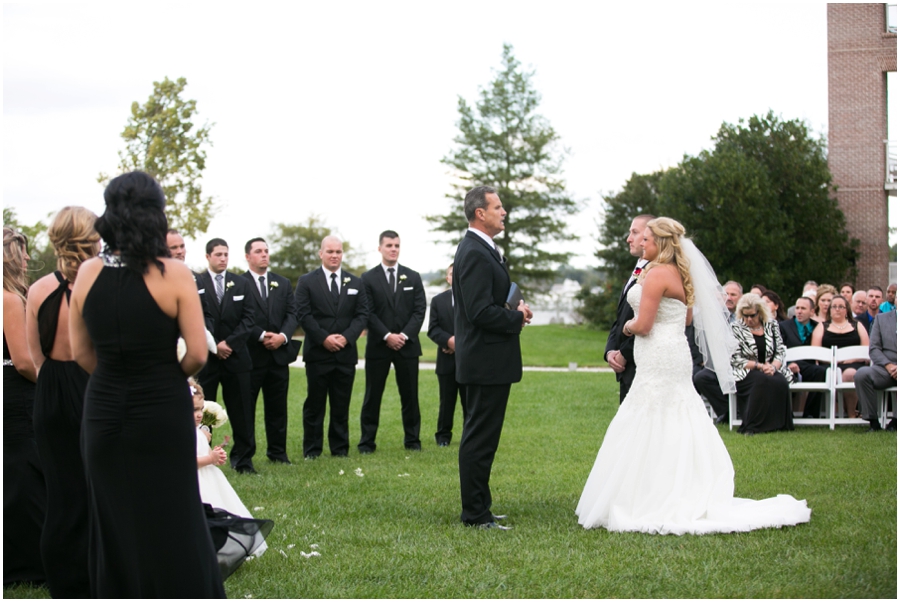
[605,268,641,400]
[295,268,368,365]
[361,265,426,360]
[428,289,456,375]
[453,231,523,386]
[196,270,255,373]
[242,270,301,367]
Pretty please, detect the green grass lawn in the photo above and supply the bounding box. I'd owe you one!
[6,363,895,598]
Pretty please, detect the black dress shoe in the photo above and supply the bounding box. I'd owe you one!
[471,521,511,531]
[235,466,258,475]
[358,449,374,455]
[714,414,729,425]
[492,514,508,521]
[332,452,348,458]
[268,456,292,465]
[436,441,450,447]
[304,455,320,461]
[864,425,882,433]
[887,419,897,432]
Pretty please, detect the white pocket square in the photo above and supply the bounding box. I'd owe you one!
[347,288,358,295]
[403,286,413,291]
[198,289,206,294]
[233,295,244,301]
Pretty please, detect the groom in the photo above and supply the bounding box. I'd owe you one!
[605,214,655,403]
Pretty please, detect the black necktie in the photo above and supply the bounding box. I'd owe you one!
[330,273,339,303]
[388,267,395,293]
[259,275,267,301]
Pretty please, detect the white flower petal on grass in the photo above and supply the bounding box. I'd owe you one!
[398,473,410,477]
[300,551,321,558]
[279,549,288,558]
[339,469,345,475]
[354,467,364,477]
[288,544,295,549]
[253,506,264,511]
[310,544,319,549]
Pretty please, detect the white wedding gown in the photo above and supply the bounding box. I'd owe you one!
[576,284,811,535]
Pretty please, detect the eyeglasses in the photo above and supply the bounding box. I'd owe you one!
[741,312,759,319]
[831,305,847,311]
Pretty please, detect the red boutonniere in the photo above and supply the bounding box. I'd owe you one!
[633,267,643,277]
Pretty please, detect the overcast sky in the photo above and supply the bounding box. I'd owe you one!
[3,1,895,274]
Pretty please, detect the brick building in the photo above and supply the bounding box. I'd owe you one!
[827,3,896,289]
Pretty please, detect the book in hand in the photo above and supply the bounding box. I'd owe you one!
[505,282,525,310]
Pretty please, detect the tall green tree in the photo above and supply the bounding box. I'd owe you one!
[3,207,54,282]
[658,111,857,295]
[99,77,214,238]
[267,215,365,284]
[426,43,579,294]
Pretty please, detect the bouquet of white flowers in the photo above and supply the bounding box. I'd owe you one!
[201,401,229,429]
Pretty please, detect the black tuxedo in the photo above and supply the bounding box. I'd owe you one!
[605,263,644,403]
[452,231,523,525]
[358,264,426,452]
[295,267,368,457]
[243,270,301,463]
[778,317,827,417]
[427,288,468,445]
[196,270,257,471]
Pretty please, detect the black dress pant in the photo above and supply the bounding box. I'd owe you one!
[249,362,290,461]
[435,372,468,445]
[459,383,510,525]
[200,365,255,471]
[303,361,355,457]
[358,355,421,452]
[693,367,729,417]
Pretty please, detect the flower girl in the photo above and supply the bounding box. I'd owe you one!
[190,380,269,560]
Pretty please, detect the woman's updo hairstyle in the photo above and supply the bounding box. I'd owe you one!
[47,206,100,282]
[3,226,30,301]
[644,217,695,307]
[95,171,169,274]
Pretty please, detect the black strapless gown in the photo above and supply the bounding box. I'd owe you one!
[81,257,225,598]
[3,335,46,586]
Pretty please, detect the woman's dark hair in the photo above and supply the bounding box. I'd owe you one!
[95,171,169,274]
[761,290,787,322]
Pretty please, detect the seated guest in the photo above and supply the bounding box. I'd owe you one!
[856,287,883,334]
[692,280,743,423]
[854,310,897,432]
[787,281,819,319]
[811,296,869,418]
[762,290,787,322]
[879,283,896,314]
[730,293,794,434]
[839,282,854,305]
[779,296,828,418]
[812,284,837,324]
[852,290,868,322]
[750,284,767,296]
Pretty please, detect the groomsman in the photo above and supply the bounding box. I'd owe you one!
[427,263,467,446]
[454,185,532,529]
[358,230,426,453]
[166,229,187,261]
[295,236,369,459]
[243,238,301,465]
[196,238,258,474]
[605,214,654,403]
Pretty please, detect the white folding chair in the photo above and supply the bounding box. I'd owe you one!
[783,345,836,429]
[833,345,871,427]
[879,386,897,429]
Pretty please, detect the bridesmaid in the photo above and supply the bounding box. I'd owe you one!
[3,227,46,587]
[24,207,99,598]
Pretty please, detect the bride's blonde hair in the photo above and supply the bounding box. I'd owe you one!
[644,217,694,306]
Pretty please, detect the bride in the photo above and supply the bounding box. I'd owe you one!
[576,217,810,535]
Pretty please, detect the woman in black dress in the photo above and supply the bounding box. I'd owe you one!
[730,293,794,434]
[3,227,46,587]
[811,296,870,417]
[24,207,99,598]
[69,171,225,598]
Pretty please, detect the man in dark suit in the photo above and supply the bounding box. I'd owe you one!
[196,238,258,474]
[294,235,369,459]
[453,185,532,530]
[605,214,655,404]
[357,230,426,453]
[428,263,467,447]
[779,296,827,417]
[243,237,301,465]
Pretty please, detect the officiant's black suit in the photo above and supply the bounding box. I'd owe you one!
[605,271,640,403]
[196,271,257,472]
[243,270,301,463]
[453,231,524,525]
[358,264,426,452]
[295,268,368,458]
[428,288,468,445]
